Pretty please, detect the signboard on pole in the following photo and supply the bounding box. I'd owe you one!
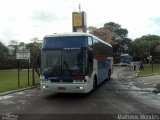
[73,13,82,27]
[16,49,30,59]
[72,11,87,32]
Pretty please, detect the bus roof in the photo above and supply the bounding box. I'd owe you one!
[44,32,91,38]
[44,32,112,47]
[120,54,130,56]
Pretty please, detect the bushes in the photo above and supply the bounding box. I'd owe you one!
[0,59,29,70]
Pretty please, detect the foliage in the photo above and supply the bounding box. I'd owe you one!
[88,22,132,58]
[131,35,160,58]
[26,42,41,59]
[138,64,160,76]
[0,39,41,70]
[0,59,29,70]
[26,40,42,76]
[0,41,8,60]
[155,44,160,53]
[8,40,19,57]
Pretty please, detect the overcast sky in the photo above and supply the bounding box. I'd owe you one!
[0,0,160,45]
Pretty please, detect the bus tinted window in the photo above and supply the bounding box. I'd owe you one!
[43,36,88,48]
[120,54,133,64]
[88,37,93,47]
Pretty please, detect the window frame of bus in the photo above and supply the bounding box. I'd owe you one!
[87,37,94,76]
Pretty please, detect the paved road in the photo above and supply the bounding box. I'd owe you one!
[0,66,160,120]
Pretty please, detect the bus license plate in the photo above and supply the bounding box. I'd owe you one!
[58,87,66,90]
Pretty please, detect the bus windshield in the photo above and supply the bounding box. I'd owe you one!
[41,50,85,77]
[63,50,85,76]
[120,54,133,64]
[43,36,88,48]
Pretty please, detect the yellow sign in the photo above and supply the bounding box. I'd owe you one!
[73,13,82,27]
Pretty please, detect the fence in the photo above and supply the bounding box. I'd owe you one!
[0,59,40,93]
[139,62,160,76]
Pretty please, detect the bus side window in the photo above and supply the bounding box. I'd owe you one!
[93,38,98,45]
[92,38,98,53]
[88,37,93,48]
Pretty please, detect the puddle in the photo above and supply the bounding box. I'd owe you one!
[25,94,32,97]
[131,86,140,90]
[0,96,13,100]
[18,100,27,105]
[15,92,24,95]
[143,83,155,87]
[0,100,15,105]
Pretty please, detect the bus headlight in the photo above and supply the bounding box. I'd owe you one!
[80,87,83,90]
[42,85,48,89]
[76,86,84,90]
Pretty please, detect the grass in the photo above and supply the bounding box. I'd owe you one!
[138,64,160,93]
[0,70,39,93]
[138,64,160,76]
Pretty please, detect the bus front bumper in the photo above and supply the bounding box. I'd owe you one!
[40,81,90,93]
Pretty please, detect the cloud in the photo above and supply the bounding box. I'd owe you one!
[0,0,160,45]
[32,11,61,22]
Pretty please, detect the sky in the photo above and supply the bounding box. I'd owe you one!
[0,0,160,45]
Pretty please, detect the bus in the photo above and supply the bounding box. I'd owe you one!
[40,32,113,93]
[120,54,133,66]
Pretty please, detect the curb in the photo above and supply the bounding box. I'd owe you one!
[0,85,40,96]
[138,73,160,78]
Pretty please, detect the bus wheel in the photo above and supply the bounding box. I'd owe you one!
[93,75,97,89]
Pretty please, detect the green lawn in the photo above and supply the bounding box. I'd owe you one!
[138,64,160,76]
[0,70,39,93]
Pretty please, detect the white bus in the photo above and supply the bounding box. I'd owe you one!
[40,32,113,93]
[120,54,133,66]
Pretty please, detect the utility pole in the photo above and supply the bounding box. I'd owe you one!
[149,40,151,64]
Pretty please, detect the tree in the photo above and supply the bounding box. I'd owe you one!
[88,22,122,44]
[31,37,42,43]
[26,39,41,77]
[115,28,128,39]
[104,22,121,33]
[155,44,160,54]
[0,41,8,60]
[88,26,113,43]
[131,35,160,59]
[26,42,41,59]
[88,22,131,57]
[8,40,19,56]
